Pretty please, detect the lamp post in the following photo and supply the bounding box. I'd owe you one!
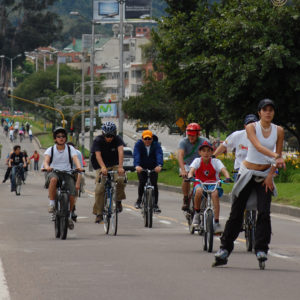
[0,54,22,113]
[117,0,125,138]
[81,52,85,155]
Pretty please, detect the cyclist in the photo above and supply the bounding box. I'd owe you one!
[213,99,286,267]
[9,145,26,192]
[23,150,30,181]
[91,121,126,224]
[43,127,83,230]
[178,123,210,211]
[214,114,258,181]
[2,151,13,183]
[188,141,231,232]
[133,130,163,213]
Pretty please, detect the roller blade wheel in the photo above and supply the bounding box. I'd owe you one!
[212,257,228,267]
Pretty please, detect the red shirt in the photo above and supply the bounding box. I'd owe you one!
[195,158,217,184]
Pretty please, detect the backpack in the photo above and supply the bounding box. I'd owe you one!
[50,145,73,169]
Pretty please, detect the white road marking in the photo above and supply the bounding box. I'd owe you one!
[159,220,172,225]
[0,258,10,300]
[269,251,291,260]
[77,216,89,220]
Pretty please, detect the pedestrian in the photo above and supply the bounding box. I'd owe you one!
[28,127,33,142]
[30,150,40,171]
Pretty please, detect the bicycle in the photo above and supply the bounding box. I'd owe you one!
[243,209,256,252]
[14,164,24,196]
[44,169,83,240]
[186,178,226,252]
[102,170,119,236]
[140,169,156,228]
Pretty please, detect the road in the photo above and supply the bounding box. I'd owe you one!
[0,129,300,300]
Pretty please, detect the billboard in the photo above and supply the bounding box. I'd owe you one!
[98,103,117,117]
[85,118,96,127]
[93,0,152,22]
[125,0,152,20]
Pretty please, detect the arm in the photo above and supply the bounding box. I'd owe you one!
[177,149,187,177]
[213,144,227,157]
[155,145,163,173]
[72,154,82,170]
[188,167,195,179]
[43,155,51,171]
[117,145,125,175]
[95,151,107,175]
[134,143,142,173]
[220,167,230,179]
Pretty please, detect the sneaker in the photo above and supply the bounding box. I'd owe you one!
[256,251,268,261]
[95,214,103,224]
[68,218,74,230]
[71,211,77,222]
[192,212,201,227]
[2,180,6,183]
[135,201,141,209]
[116,201,123,213]
[153,205,161,214]
[214,222,223,234]
[48,205,55,214]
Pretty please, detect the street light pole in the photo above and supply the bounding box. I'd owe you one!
[118,0,125,138]
[81,52,85,155]
[89,20,95,171]
[56,54,60,89]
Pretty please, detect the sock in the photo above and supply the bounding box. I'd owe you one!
[49,200,55,206]
[195,209,200,213]
[215,219,219,224]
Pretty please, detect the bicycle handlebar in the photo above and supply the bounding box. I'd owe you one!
[42,169,85,174]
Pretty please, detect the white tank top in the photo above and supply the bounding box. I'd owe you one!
[246,121,277,164]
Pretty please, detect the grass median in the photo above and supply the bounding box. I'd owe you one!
[127,157,300,208]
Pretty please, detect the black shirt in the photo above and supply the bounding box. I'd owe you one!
[91,135,125,167]
[10,152,24,166]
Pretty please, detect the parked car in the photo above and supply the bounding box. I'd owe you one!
[136,120,149,132]
[123,147,135,171]
[168,125,182,135]
[163,151,174,161]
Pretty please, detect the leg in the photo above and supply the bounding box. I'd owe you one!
[3,167,11,182]
[220,178,255,254]
[48,177,58,201]
[11,166,16,191]
[150,172,159,205]
[93,170,106,216]
[211,190,220,221]
[137,171,147,203]
[254,182,272,254]
[192,186,203,226]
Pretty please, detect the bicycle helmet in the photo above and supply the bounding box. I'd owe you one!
[186,123,201,136]
[53,127,67,140]
[102,121,117,136]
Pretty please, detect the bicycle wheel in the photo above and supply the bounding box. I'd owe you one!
[147,189,153,228]
[188,195,195,234]
[15,175,22,196]
[59,193,69,240]
[54,200,60,238]
[245,211,256,252]
[103,193,110,234]
[111,191,118,236]
[143,193,148,227]
[205,210,214,252]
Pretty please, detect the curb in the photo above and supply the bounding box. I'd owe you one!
[85,172,300,219]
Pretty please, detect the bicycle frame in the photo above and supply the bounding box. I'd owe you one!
[141,169,155,228]
[104,171,117,217]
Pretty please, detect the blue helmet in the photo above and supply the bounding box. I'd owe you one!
[102,122,117,136]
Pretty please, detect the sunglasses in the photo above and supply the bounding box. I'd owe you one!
[143,137,152,141]
[56,135,66,138]
[105,134,115,138]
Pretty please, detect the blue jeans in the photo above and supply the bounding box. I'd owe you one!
[11,164,25,191]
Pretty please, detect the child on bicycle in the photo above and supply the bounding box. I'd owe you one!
[188,141,231,233]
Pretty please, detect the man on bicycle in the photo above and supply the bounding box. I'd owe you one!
[43,127,83,230]
[133,130,163,213]
[213,114,258,180]
[188,141,231,232]
[91,122,126,224]
[9,145,27,192]
[178,123,209,211]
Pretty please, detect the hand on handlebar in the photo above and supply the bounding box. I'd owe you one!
[135,166,143,173]
[224,177,234,183]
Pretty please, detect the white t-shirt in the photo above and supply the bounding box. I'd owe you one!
[190,157,225,180]
[44,145,77,172]
[222,130,248,169]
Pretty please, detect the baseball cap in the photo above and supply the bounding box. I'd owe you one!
[142,130,153,139]
[244,114,258,125]
[198,140,213,150]
[258,99,275,111]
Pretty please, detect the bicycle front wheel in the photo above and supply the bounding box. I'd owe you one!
[59,193,69,240]
[111,198,118,236]
[147,189,153,228]
[205,210,214,252]
[103,194,110,234]
[15,176,22,196]
[245,210,256,252]
[143,193,148,227]
[54,200,60,238]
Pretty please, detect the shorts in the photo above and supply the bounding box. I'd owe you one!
[45,171,76,196]
[193,183,223,198]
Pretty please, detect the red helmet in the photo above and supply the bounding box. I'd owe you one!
[186,123,201,136]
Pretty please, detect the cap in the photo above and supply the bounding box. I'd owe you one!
[258,99,275,111]
[198,140,213,150]
[244,114,258,125]
[142,130,153,139]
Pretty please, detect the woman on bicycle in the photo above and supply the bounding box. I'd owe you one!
[214,99,285,267]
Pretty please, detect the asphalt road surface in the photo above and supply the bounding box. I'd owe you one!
[1,129,300,300]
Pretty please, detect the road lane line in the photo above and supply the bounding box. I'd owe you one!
[0,259,10,300]
[159,220,172,225]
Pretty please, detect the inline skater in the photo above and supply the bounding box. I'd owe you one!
[213,99,285,268]
[178,123,209,211]
[188,141,232,232]
[133,130,164,213]
[43,127,83,230]
[90,122,126,224]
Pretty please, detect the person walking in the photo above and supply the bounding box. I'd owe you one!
[30,150,40,171]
